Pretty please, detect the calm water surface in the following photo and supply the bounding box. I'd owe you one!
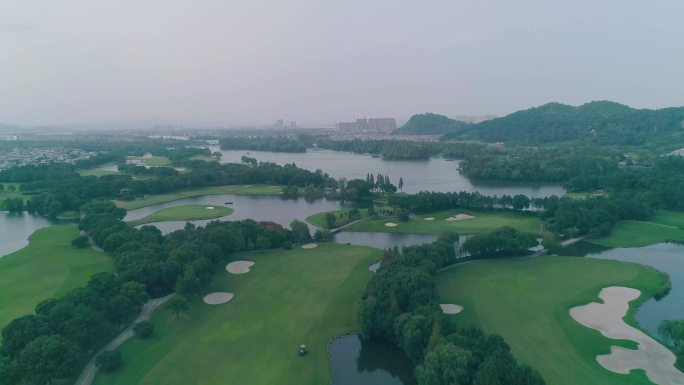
[0,212,55,257]
[215,148,564,197]
[329,335,415,385]
[573,242,684,338]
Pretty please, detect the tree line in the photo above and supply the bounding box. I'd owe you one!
[358,233,546,385]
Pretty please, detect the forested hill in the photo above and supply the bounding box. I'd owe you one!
[442,101,684,145]
[393,113,471,135]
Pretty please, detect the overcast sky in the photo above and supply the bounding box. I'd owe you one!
[1,0,683,127]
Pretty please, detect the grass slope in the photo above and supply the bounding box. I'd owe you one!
[591,211,684,248]
[127,205,234,226]
[115,184,282,210]
[94,243,380,385]
[0,225,113,330]
[437,256,664,385]
[346,210,539,235]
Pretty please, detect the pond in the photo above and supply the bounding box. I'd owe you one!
[334,232,437,250]
[125,194,345,233]
[215,148,564,197]
[0,212,56,258]
[566,241,684,338]
[329,334,416,385]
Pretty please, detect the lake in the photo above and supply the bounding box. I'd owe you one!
[329,334,416,385]
[0,212,56,258]
[215,148,565,197]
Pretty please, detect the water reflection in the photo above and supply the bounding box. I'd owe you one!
[329,334,415,385]
[0,212,56,258]
[215,148,564,197]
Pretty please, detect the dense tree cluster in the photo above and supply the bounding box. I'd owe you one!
[443,100,684,146]
[393,113,471,135]
[220,137,307,153]
[460,227,538,258]
[659,320,684,371]
[0,272,148,384]
[358,234,545,385]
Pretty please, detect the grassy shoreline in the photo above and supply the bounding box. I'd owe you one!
[0,225,113,330]
[591,210,684,248]
[437,256,664,385]
[115,184,282,210]
[127,205,234,226]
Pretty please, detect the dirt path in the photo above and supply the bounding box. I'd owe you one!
[74,294,174,385]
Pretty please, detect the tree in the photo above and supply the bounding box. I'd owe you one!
[133,321,155,339]
[71,235,90,249]
[6,184,16,192]
[18,335,77,385]
[313,229,334,242]
[165,296,189,320]
[0,315,50,359]
[415,343,472,385]
[398,177,404,191]
[290,219,312,241]
[96,350,122,372]
[324,213,337,229]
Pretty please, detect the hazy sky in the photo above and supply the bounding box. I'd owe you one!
[1,0,683,127]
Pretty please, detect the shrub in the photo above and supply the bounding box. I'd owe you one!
[96,350,122,372]
[71,235,90,249]
[133,321,154,339]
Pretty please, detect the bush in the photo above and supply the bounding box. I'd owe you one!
[398,210,410,222]
[71,235,90,249]
[133,321,154,339]
[313,229,334,242]
[96,350,122,372]
[282,241,293,250]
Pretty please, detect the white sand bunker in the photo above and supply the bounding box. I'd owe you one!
[206,206,215,210]
[226,260,255,274]
[570,286,684,385]
[302,243,318,249]
[203,292,234,305]
[446,214,475,222]
[385,222,398,227]
[424,217,435,221]
[440,304,464,314]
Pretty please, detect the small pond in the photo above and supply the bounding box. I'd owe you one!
[0,212,56,258]
[329,334,415,385]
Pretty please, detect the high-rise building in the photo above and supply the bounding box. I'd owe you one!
[355,118,368,131]
[368,118,397,133]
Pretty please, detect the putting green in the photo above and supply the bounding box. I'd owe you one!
[0,225,113,330]
[346,210,540,235]
[115,184,282,210]
[591,214,684,248]
[127,205,233,226]
[437,256,665,385]
[93,243,381,385]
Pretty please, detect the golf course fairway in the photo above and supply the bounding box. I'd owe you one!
[127,204,234,226]
[0,224,113,330]
[346,210,539,235]
[437,255,666,385]
[93,243,381,385]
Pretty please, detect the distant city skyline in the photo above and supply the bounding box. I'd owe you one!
[1,1,683,127]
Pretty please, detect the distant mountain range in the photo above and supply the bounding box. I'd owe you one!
[393,113,472,135]
[438,101,684,146]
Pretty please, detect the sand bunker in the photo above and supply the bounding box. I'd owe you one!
[203,292,234,305]
[570,286,684,384]
[206,206,215,210]
[302,243,318,249]
[385,222,398,227]
[440,304,463,314]
[424,217,435,221]
[446,214,475,222]
[368,262,381,273]
[226,260,255,274]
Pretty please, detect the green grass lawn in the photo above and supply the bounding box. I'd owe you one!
[591,219,684,248]
[305,209,369,229]
[0,225,113,330]
[115,184,283,210]
[0,183,27,208]
[93,243,381,385]
[346,210,540,235]
[437,256,665,385]
[650,210,684,228]
[189,155,219,162]
[77,164,122,177]
[127,205,234,226]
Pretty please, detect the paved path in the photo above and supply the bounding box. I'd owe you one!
[74,294,174,385]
